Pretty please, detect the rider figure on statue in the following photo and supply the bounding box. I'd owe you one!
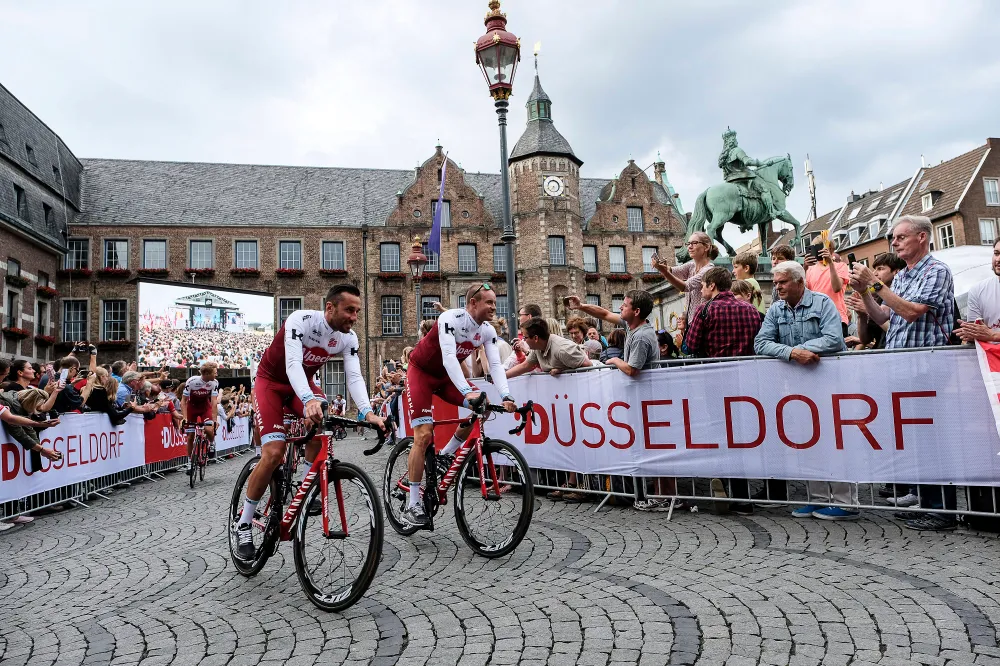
[718,128,782,222]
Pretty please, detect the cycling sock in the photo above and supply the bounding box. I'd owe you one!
[239,498,259,526]
[409,482,421,508]
[441,435,464,456]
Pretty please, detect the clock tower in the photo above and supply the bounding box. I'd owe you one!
[507,62,585,319]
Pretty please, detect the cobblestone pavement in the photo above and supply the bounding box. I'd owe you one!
[4,437,1000,666]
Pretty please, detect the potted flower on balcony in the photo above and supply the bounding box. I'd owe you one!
[584,272,600,282]
[420,271,441,281]
[641,272,664,283]
[56,268,92,278]
[34,334,56,346]
[186,267,216,277]
[1,326,31,340]
[97,267,131,278]
[276,268,305,278]
[377,272,405,281]
[36,285,59,299]
[489,272,506,282]
[97,339,131,349]
[606,272,634,282]
[230,267,261,277]
[5,273,29,288]
[318,268,348,277]
[137,268,170,277]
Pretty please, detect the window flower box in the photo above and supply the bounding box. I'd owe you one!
[377,272,405,281]
[319,268,348,277]
[420,271,441,281]
[1,326,31,340]
[98,339,131,349]
[489,272,506,282]
[5,274,29,288]
[57,268,92,278]
[186,268,215,277]
[137,268,169,277]
[230,267,261,277]
[276,268,305,278]
[605,272,633,282]
[34,334,56,346]
[36,285,59,299]
[97,267,131,278]
[584,272,601,282]
[641,272,664,283]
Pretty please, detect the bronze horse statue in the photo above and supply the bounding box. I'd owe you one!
[676,155,802,263]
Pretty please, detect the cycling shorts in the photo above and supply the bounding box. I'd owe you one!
[252,376,325,445]
[186,407,214,432]
[405,362,467,427]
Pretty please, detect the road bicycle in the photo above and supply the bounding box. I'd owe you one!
[383,395,536,558]
[187,418,211,489]
[228,409,392,612]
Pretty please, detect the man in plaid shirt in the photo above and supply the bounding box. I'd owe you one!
[851,214,956,531]
[684,267,762,357]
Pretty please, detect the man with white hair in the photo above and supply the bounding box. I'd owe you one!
[851,214,957,530]
[755,261,856,520]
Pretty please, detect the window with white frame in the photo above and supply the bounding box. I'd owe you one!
[421,242,439,272]
[322,241,345,270]
[103,239,128,269]
[609,246,626,273]
[189,240,213,269]
[627,207,644,232]
[922,193,933,212]
[582,245,598,272]
[324,360,346,405]
[433,200,451,228]
[849,228,860,246]
[611,294,624,313]
[985,178,1000,206]
[5,290,18,328]
[379,243,400,272]
[868,220,881,240]
[102,299,128,341]
[458,244,477,273]
[421,296,440,320]
[381,296,402,335]
[642,247,658,273]
[278,298,301,326]
[980,219,997,245]
[492,244,505,273]
[235,240,258,269]
[937,223,955,249]
[63,300,87,341]
[7,258,20,277]
[458,295,466,309]
[65,239,89,269]
[848,207,860,220]
[548,236,566,265]
[279,240,302,270]
[585,294,600,307]
[495,295,508,322]
[143,240,166,269]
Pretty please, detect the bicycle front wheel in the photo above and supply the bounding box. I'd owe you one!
[293,462,384,612]
[454,438,534,558]
[382,437,419,536]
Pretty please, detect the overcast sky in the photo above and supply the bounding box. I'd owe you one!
[4,1,998,246]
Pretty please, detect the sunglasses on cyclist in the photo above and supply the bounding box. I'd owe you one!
[469,282,492,299]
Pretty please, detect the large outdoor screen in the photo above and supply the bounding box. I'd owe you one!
[136,282,275,369]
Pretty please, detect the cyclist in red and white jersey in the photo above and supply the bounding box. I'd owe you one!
[233,284,384,560]
[402,283,516,528]
[181,361,219,474]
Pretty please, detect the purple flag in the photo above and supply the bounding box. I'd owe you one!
[428,154,447,256]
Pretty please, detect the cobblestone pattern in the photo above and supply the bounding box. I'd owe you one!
[4,438,1000,666]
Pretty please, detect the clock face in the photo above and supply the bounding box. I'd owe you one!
[543,175,564,197]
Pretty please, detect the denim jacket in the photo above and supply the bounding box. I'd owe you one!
[754,289,846,361]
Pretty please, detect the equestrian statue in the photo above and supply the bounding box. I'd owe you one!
[676,129,802,263]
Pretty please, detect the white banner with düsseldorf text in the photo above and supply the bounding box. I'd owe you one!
[400,348,1000,485]
[216,416,251,452]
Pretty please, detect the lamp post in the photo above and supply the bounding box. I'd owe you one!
[475,0,521,322]
[406,238,428,337]
[361,223,371,386]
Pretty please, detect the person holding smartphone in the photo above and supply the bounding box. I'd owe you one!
[957,237,1000,343]
[805,246,851,338]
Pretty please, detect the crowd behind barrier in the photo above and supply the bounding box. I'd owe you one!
[136,325,268,369]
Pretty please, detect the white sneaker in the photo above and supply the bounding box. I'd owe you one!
[886,493,919,507]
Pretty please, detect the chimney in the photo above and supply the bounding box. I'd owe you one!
[653,159,666,187]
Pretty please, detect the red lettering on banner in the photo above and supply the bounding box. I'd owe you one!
[608,402,635,449]
[776,395,820,449]
[724,396,766,448]
[833,394,880,450]
[550,400,577,447]
[524,402,549,445]
[2,443,18,481]
[49,435,65,470]
[683,399,717,449]
[641,400,675,450]
[580,403,606,448]
[892,391,936,450]
[67,434,78,467]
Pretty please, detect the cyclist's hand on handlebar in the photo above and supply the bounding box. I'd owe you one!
[465,391,484,407]
[304,400,324,425]
[502,399,517,413]
[364,412,386,432]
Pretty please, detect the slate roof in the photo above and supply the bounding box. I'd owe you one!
[826,177,912,251]
[770,206,844,251]
[509,75,581,166]
[897,145,990,220]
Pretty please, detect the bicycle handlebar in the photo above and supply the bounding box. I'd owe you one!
[320,414,395,457]
[465,394,536,436]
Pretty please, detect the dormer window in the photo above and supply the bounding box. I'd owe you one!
[848,207,860,220]
[865,198,882,212]
[25,144,37,166]
[886,189,902,204]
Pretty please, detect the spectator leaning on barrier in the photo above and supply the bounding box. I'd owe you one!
[3,361,57,414]
[844,252,906,350]
[851,214,957,531]
[583,339,603,360]
[657,329,681,360]
[85,368,134,426]
[755,261,855,520]
[506,317,592,379]
[685,267,762,359]
[0,387,63,525]
[957,237,1000,343]
[52,352,95,414]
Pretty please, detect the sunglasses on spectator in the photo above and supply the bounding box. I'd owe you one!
[469,283,492,299]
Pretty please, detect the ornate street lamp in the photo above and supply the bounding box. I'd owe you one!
[406,238,428,336]
[475,0,520,322]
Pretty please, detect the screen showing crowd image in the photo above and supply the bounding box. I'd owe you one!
[136,282,276,369]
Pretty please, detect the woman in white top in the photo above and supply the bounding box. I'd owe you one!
[653,231,719,322]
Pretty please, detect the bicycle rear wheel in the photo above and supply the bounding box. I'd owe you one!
[293,462,383,612]
[454,438,533,558]
[189,449,197,489]
[382,437,419,536]
[228,456,281,576]
[198,439,207,481]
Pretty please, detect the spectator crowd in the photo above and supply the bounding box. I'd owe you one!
[136,327,268,369]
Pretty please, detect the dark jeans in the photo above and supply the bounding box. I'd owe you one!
[728,479,786,502]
